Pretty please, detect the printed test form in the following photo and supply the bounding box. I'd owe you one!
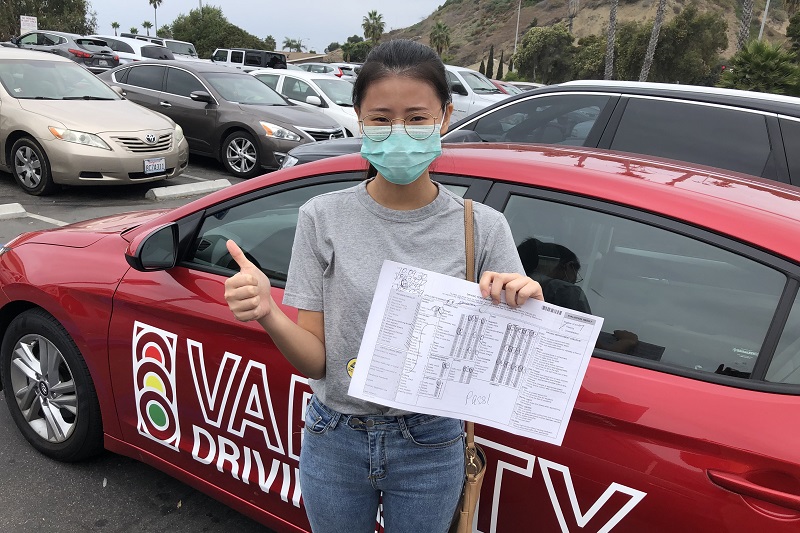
[348,260,604,446]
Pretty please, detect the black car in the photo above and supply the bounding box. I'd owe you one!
[282,80,800,187]
[10,30,119,74]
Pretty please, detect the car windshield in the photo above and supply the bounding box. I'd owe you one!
[314,78,354,106]
[0,59,119,100]
[204,72,288,105]
[167,41,198,57]
[460,71,502,94]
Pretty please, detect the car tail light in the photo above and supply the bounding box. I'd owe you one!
[334,67,343,77]
[113,55,119,62]
[69,48,92,58]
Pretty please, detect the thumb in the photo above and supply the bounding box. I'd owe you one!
[226,240,254,270]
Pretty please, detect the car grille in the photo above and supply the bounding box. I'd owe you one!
[296,127,345,142]
[128,168,174,180]
[112,133,173,153]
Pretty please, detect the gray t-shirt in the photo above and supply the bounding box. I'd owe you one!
[283,180,524,415]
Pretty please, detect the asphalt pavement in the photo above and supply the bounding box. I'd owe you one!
[0,159,277,532]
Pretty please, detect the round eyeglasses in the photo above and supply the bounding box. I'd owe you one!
[359,113,440,142]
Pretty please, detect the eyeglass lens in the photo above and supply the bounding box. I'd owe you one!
[360,113,438,141]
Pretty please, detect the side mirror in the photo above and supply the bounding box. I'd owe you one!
[111,85,126,98]
[10,37,18,45]
[305,95,322,107]
[451,83,469,97]
[189,90,213,103]
[125,223,179,271]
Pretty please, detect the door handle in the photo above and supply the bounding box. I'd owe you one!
[159,101,172,107]
[707,469,800,511]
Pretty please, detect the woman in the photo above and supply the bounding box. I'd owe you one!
[224,39,543,533]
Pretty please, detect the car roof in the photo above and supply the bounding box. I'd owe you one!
[113,59,247,74]
[250,68,345,82]
[216,47,283,54]
[90,35,165,48]
[24,29,79,38]
[165,144,800,263]
[0,47,73,62]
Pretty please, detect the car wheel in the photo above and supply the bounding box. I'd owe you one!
[1,309,103,462]
[11,137,57,196]
[222,131,262,179]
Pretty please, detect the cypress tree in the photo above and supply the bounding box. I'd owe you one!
[497,50,504,79]
[479,58,486,74]
[508,56,514,72]
[486,44,495,78]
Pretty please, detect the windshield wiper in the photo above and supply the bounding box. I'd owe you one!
[63,96,116,100]
[19,96,59,100]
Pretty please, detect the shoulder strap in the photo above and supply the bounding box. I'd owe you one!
[463,199,476,446]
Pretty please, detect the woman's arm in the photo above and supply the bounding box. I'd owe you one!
[224,240,326,379]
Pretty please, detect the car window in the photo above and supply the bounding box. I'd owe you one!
[166,41,197,57]
[204,71,287,105]
[104,38,134,54]
[212,49,228,62]
[315,78,354,106]
[503,193,786,379]
[446,71,461,89]
[18,33,37,45]
[41,33,60,46]
[779,118,800,184]
[165,67,205,97]
[114,66,131,84]
[459,71,502,94]
[0,59,118,100]
[141,45,174,60]
[245,51,262,66]
[187,180,362,283]
[611,98,773,178]
[766,290,800,384]
[125,65,165,91]
[309,65,329,74]
[253,73,279,91]
[231,51,244,64]
[283,77,315,101]
[472,94,611,144]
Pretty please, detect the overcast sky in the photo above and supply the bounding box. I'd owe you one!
[88,1,439,54]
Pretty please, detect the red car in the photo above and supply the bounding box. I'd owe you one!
[2,145,799,532]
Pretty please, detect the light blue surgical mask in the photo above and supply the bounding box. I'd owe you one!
[360,124,443,185]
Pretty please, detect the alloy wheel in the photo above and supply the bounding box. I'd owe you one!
[226,136,257,174]
[13,146,42,189]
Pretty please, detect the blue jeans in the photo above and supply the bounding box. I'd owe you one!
[299,395,465,533]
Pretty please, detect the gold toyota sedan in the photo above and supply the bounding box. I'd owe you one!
[0,48,188,195]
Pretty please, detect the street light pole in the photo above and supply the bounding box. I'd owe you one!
[513,0,521,56]
[758,0,771,40]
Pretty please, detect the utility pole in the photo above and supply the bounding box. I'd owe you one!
[513,0,521,56]
[758,0,772,40]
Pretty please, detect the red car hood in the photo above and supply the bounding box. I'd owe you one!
[18,209,171,248]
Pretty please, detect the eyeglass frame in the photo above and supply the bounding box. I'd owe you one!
[358,112,442,142]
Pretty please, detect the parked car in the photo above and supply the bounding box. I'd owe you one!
[9,30,119,74]
[295,62,343,77]
[3,144,800,533]
[282,80,800,186]
[491,79,524,95]
[0,48,188,195]
[250,68,359,137]
[211,48,288,72]
[330,62,361,79]
[445,64,510,122]
[89,35,174,64]
[508,81,546,91]
[98,60,344,178]
[121,33,202,62]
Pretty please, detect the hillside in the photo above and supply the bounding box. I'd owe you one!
[379,0,790,69]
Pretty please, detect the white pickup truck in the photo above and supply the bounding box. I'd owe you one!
[445,64,510,122]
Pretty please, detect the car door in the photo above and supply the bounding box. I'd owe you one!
[16,32,44,52]
[467,179,800,532]
[778,117,800,186]
[162,66,218,154]
[446,70,471,122]
[117,64,166,113]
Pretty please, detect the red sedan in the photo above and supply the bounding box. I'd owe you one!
[2,145,799,532]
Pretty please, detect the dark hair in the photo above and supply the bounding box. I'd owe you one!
[352,39,451,112]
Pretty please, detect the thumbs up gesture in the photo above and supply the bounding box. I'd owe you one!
[224,240,273,322]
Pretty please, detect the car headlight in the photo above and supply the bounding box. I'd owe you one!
[175,124,185,143]
[260,121,301,142]
[280,154,299,169]
[48,127,111,150]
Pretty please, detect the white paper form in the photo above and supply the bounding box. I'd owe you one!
[348,260,604,446]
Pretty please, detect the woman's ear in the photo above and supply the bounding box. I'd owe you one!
[440,102,454,134]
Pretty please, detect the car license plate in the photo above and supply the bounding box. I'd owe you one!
[98,59,108,66]
[144,157,166,174]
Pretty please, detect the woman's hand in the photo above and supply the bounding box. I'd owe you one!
[224,240,273,321]
[479,272,543,308]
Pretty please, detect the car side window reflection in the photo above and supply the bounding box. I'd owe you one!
[126,65,165,91]
[165,68,205,98]
[503,194,786,378]
[767,292,800,384]
[473,94,610,145]
[187,179,361,285]
[254,74,279,91]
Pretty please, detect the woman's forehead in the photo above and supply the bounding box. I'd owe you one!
[358,75,442,113]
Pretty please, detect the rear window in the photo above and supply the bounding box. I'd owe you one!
[166,41,198,57]
[141,45,174,60]
[102,38,135,54]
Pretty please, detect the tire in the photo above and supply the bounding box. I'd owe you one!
[221,131,262,179]
[11,137,58,196]
[1,309,103,462]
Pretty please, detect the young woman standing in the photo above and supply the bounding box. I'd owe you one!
[224,39,543,533]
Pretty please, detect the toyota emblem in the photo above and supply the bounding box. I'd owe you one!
[329,134,336,140]
[145,134,157,144]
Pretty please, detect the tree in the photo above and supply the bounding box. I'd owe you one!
[282,37,305,52]
[487,44,495,78]
[264,35,276,51]
[149,0,163,36]
[571,34,605,79]
[788,12,800,54]
[479,58,486,74]
[639,0,667,81]
[326,41,341,52]
[497,49,504,79]
[0,0,97,40]
[605,0,619,79]
[158,25,172,38]
[111,21,120,36]
[341,40,373,62]
[515,23,573,84]
[347,35,364,44]
[362,10,386,43]
[736,0,754,52]
[508,55,514,72]
[129,27,139,34]
[614,21,650,80]
[142,21,153,36]
[718,40,800,95]
[172,5,279,57]
[430,21,451,56]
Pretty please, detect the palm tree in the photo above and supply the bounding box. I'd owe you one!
[430,21,451,56]
[282,38,305,52]
[736,0,754,52]
[362,10,385,43]
[142,21,153,36]
[639,0,667,81]
[149,0,163,36]
[129,27,139,35]
[719,40,800,95]
[111,22,120,36]
[604,0,618,80]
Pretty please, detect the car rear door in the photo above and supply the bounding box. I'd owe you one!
[467,180,800,532]
[118,64,166,113]
[162,66,218,154]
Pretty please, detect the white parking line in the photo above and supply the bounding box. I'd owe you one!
[180,174,208,182]
[26,213,68,226]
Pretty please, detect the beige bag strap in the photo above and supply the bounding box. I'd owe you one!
[463,199,477,457]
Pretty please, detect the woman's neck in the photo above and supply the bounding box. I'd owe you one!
[366,172,439,210]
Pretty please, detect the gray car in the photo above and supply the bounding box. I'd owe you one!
[99,60,345,178]
[10,30,119,74]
